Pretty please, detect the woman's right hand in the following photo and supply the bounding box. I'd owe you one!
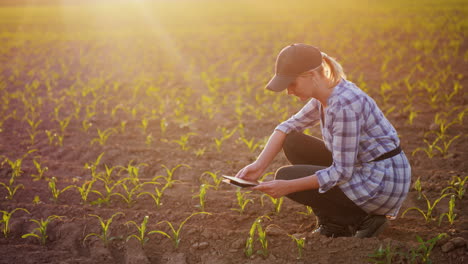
[235,162,265,182]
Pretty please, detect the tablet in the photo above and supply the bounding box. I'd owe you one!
[222,175,259,188]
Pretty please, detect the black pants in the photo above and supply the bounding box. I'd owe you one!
[276,131,367,226]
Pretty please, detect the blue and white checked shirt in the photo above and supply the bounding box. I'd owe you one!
[275,79,411,217]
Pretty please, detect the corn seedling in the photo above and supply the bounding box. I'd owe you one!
[137,183,166,208]
[154,164,190,188]
[0,178,24,200]
[57,116,71,134]
[238,136,261,153]
[367,243,400,264]
[297,205,314,216]
[402,192,450,222]
[200,171,222,190]
[118,161,148,186]
[140,117,149,134]
[435,134,461,157]
[438,195,457,226]
[168,132,196,151]
[91,128,117,146]
[31,159,48,181]
[151,212,211,249]
[245,215,271,258]
[84,212,124,247]
[160,117,168,136]
[193,184,214,211]
[441,175,468,199]
[1,208,30,237]
[48,177,74,203]
[1,149,37,179]
[126,215,152,246]
[120,120,127,133]
[193,147,206,157]
[411,137,441,158]
[414,233,447,263]
[81,120,92,132]
[72,180,96,204]
[287,233,306,260]
[113,181,156,208]
[145,133,153,146]
[84,152,105,179]
[213,127,236,152]
[261,194,284,215]
[231,188,253,215]
[91,179,125,207]
[45,130,56,145]
[413,176,422,200]
[22,215,63,245]
[33,195,42,205]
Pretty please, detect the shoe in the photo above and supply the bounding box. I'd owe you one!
[312,222,353,238]
[354,215,388,238]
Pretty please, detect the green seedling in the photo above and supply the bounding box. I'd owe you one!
[137,183,166,208]
[261,194,284,215]
[168,132,197,151]
[84,212,124,247]
[367,243,399,264]
[126,215,152,246]
[48,177,74,203]
[145,133,154,146]
[297,206,314,216]
[239,136,261,153]
[287,233,306,260]
[0,178,24,200]
[151,212,211,249]
[120,120,127,133]
[441,175,468,199]
[245,215,271,258]
[45,130,56,145]
[91,128,117,146]
[415,233,447,263]
[193,147,206,157]
[402,192,450,222]
[200,171,222,190]
[32,195,41,205]
[118,160,148,186]
[22,215,63,245]
[140,117,149,134]
[31,159,48,181]
[91,179,125,207]
[84,152,105,179]
[58,116,71,134]
[413,176,422,200]
[193,184,214,211]
[213,127,237,152]
[412,137,441,158]
[153,164,190,188]
[1,208,30,238]
[231,188,253,215]
[82,120,92,133]
[72,180,96,204]
[113,181,155,208]
[438,195,457,226]
[160,117,168,136]
[1,149,37,179]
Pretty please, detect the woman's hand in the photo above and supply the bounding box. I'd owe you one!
[252,180,292,198]
[235,162,265,182]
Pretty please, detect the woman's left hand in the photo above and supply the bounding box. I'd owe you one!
[252,180,292,198]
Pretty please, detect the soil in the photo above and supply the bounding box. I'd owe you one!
[1,1,468,264]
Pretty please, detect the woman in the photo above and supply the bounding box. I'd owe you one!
[235,43,411,238]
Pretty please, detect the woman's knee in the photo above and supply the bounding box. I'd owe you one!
[275,166,293,180]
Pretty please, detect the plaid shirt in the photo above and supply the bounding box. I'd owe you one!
[275,79,411,217]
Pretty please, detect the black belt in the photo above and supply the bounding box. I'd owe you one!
[372,145,402,162]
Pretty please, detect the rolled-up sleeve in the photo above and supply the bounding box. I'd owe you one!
[275,99,320,134]
[316,107,361,193]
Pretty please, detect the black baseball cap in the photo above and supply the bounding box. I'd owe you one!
[266,43,323,92]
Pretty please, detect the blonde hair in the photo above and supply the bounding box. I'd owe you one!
[319,52,346,87]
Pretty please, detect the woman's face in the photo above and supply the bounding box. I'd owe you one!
[286,73,318,101]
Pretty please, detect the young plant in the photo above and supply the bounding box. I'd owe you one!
[126,215,151,246]
[414,233,447,263]
[48,177,74,203]
[118,161,148,186]
[438,195,457,226]
[402,192,450,222]
[231,188,253,215]
[1,149,37,179]
[261,194,284,215]
[200,171,223,190]
[441,175,468,199]
[367,243,399,264]
[412,137,441,158]
[413,176,422,200]
[287,233,306,260]
[1,208,30,238]
[72,180,96,204]
[245,215,271,258]
[91,128,117,146]
[239,136,261,153]
[83,212,124,247]
[0,178,24,200]
[22,215,63,245]
[153,164,190,188]
[193,184,214,211]
[84,152,105,179]
[91,179,125,207]
[168,132,197,151]
[113,181,157,208]
[137,183,166,208]
[31,159,48,181]
[150,212,211,249]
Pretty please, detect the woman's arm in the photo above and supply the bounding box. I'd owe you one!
[235,130,287,181]
[253,174,319,198]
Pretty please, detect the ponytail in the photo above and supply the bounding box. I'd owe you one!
[321,52,346,87]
